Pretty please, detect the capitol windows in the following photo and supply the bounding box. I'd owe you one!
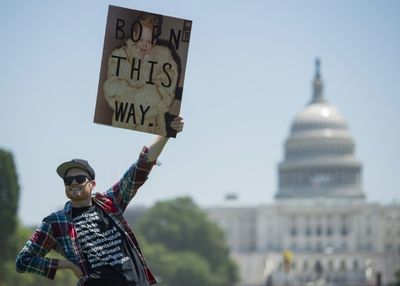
[340,216,349,236]
[289,216,298,237]
[310,173,331,188]
[303,260,309,271]
[353,260,359,271]
[327,225,333,236]
[314,261,323,275]
[340,260,347,271]
[316,241,323,252]
[305,226,312,236]
[295,171,305,185]
[355,172,361,185]
[385,244,393,251]
[341,225,348,236]
[328,260,334,271]
[283,172,288,186]
[290,227,297,237]
[316,225,322,236]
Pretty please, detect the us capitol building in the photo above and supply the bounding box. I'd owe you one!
[206,60,400,286]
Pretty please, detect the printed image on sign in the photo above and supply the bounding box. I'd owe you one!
[94,5,192,137]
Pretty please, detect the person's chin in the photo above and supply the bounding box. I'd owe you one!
[67,190,83,200]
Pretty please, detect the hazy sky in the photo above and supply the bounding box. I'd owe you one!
[1,0,399,226]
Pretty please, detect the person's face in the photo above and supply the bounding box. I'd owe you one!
[64,168,95,204]
[136,26,154,54]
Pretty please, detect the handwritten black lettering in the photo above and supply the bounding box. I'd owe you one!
[146,60,157,85]
[111,55,127,77]
[114,101,150,126]
[139,105,150,125]
[162,62,173,87]
[115,18,125,39]
[130,58,141,80]
[169,29,182,50]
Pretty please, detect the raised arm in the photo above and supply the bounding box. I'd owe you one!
[147,116,184,162]
[104,116,184,211]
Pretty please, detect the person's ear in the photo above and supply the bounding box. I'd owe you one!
[89,180,96,189]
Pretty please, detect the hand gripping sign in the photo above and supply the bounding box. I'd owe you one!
[94,5,192,137]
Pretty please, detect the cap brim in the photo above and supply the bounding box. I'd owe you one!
[56,162,90,179]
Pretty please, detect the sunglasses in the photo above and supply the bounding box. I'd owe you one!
[63,175,90,185]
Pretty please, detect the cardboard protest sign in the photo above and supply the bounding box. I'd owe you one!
[94,5,192,137]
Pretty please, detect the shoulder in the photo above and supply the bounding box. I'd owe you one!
[39,208,74,238]
[93,192,120,213]
[93,192,114,207]
[40,208,69,233]
[42,210,65,223]
[93,191,109,201]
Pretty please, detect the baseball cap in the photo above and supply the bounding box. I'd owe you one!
[56,159,95,180]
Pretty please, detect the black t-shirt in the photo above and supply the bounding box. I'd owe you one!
[72,205,148,286]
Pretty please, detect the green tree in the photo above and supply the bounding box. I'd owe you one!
[138,239,213,286]
[388,269,400,286]
[0,149,20,283]
[0,149,75,286]
[136,197,239,286]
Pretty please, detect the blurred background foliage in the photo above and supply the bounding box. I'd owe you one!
[136,197,239,286]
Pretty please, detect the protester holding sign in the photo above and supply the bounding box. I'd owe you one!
[16,116,184,286]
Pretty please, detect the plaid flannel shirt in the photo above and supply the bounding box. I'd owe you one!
[16,147,157,285]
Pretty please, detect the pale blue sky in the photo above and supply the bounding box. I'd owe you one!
[0,0,399,225]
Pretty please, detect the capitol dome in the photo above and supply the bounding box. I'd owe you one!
[275,59,365,201]
[292,103,347,132]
